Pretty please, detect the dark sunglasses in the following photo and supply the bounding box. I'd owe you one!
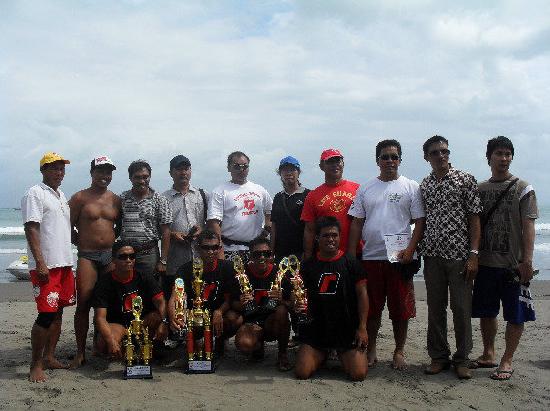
[429,149,450,157]
[251,250,272,258]
[231,163,249,171]
[200,244,220,251]
[379,154,400,161]
[117,253,136,261]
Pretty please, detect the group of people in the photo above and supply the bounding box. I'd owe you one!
[21,135,537,384]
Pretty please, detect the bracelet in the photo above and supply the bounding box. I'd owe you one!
[162,317,169,325]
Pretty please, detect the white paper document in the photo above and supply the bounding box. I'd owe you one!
[383,233,417,263]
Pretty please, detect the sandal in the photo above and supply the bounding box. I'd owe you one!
[490,369,514,380]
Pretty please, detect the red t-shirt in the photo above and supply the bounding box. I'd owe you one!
[300,179,360,253]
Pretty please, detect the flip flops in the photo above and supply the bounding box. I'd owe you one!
[490,369,514,381]
[469,359,498,369]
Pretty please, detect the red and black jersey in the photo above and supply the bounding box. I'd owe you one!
[300,251,367,349]
[176,259,237,312]
[93,270,163,327]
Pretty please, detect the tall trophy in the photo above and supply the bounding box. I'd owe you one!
[233,255,258,317]
[186,258,214,373]
[288,255,312,328]
[123,295,153,379]
[173,277,188,341]
[265,256,289,312]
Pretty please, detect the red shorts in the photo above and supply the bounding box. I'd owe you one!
[31,266,76,313]
[362,260,415,320]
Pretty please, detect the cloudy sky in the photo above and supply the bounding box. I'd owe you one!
[1,0,549,207]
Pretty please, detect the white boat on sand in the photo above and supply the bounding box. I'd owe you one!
[7,256,30,281]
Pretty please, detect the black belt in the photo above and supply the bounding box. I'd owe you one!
[221,236,251,247]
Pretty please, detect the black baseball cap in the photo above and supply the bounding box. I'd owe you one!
[170,155,191,170]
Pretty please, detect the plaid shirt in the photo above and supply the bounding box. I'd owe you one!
[420,167,482,260]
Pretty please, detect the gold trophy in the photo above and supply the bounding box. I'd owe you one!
[265,257,289,312]
[287,255,312,328]
[233,255,258,317]
[123,295,153,379]
[186,258,214,373]
[173,277,188,340]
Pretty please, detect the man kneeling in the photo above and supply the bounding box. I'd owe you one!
[234,237,291,371]
[93,241,169,358]
[294,216,369,381]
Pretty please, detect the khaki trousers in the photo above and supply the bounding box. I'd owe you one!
[423,256,472,365]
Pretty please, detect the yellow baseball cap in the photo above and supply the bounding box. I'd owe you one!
[39,152,71,168]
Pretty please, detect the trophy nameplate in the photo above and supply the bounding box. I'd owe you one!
[124,364,153,379]
[123,295,154,379]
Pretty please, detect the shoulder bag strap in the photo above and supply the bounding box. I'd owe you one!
[481,178,519,228]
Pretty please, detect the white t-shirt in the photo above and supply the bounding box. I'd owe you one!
[21,183,73,269]
[207,181,273,251]
[348,176,425,260]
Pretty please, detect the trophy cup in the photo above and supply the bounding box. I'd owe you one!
[123,295,153,379]
[173,277,188,340]
[265,256,289,312]
[186,258,214,373]
[287,255,312,328]
[233,255,258,317]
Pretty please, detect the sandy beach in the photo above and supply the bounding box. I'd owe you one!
[1,280,549,410]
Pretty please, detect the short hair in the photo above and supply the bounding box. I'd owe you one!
[486,136,514,163]
[249,236,271,251]
[376,139,402,161]
[128,160,151,178]
[196,229,219,246]
[227,151,250,167]
[423,135,449,155]
[314,216,341,235]
[112,240,134,256]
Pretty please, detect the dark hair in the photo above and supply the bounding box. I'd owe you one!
[486,136,514,164]
[196,229,219,246]
[423,135,449,155]
[128,160,151,178]
[112,240,134,256]
[249,236,271,251]
[376,139,402,161]
[227,151,250,167]
[90,161,114,174]
[314,216,341,235]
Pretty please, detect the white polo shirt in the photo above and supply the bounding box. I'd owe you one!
[21,183,73,270]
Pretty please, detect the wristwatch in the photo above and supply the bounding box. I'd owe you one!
[162,317,169,325]
[469,250,479,256]
[159,259,167,265]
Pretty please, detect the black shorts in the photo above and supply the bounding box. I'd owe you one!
[77,249,112,271]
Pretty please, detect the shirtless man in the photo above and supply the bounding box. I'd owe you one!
[69,156,121,368]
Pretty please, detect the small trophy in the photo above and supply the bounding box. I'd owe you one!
[233,255,258,317]
[123,295,153,379]
[265,257,289,312]
[173,277,188,340]
[186,258,214,373]
[288,255,312,327]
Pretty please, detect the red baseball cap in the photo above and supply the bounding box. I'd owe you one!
[320,148,343,161]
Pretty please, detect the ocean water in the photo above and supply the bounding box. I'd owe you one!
[1,207,550,282]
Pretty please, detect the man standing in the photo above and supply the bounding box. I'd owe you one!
[471,136,537,381]
[69,155,120,368]
[22,152,75,382]
[420,135,482,380]
[270,156,310,260]
[162,155,208,299]
[348,140,425,370]
[207,151,272,263]
[120,160,172,277]
[301,149,359,259]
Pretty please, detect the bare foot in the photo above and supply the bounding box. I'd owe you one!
[43,357,69,370]
[392,351,407,370]
[70,353,86,369]
[367,348,377,368]
[29,363,47,382]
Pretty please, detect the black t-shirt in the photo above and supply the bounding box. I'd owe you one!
[93,270,163,327]
[300,251,367,349]
[271,188,310,258]
[176,259,237,312]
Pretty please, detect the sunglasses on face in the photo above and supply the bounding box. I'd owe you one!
[379,154,400,161]
[117,253,136,261]
[200,244,220,251]
[251,250,271,258]
[231,163,249,171]
[429,149,450,157]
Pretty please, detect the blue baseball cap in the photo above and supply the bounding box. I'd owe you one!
[279,156,300,169]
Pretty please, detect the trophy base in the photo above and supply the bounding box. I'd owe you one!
[124,364,153,379]
[186,360,215,374]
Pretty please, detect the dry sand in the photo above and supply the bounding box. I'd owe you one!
[1,281,550,410]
